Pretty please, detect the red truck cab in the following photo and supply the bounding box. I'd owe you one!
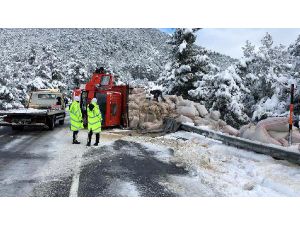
[78,72,129,128]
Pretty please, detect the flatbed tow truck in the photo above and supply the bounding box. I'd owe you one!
[0,89,66,130]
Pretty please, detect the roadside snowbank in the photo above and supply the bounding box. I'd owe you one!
[124,131,300,196]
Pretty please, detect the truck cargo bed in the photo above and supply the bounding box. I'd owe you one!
[0,109,47,116]
[0,108,64,116]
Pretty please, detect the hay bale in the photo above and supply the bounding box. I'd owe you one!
[144,113,157,123]
[193,105,200,117]
[194,103,208,117]
[194,119,205,126]
[129,110,139,118]
[176,105,197,118]
[129,116,139,129]
[149,104,161,115]
[176,115,194,124]
[268,131,288,140]
[221,125,239,136]
[169,102,176,110]
[129,92,146,101]
[218,119,227,127]
[291,132,300,143]
[210,110,221,121]
[132,88,145,94]
[141,121,164,131]
[139,114,146,123]
[239,124,256,140]
[129,102,139,110]
[177,99,193,107]
[158,103,167,114]
[133,97,147,105]
[256,117,290,132]
[166,95,179,104]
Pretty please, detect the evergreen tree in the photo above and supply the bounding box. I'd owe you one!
[158,28,214,99]
[238,33,296,120]
[189,66,249,128]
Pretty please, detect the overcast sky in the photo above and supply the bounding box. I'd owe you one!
[160,28,300,59]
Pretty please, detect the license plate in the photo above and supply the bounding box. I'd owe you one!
[13,119,31,124]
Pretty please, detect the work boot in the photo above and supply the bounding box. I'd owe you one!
[94,133,100,146]
[73,140,81,144]
[87,131,92,146]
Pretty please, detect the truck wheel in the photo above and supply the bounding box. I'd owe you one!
[48,116,55,130]
[12,126,24,131]
[59,119,64,125]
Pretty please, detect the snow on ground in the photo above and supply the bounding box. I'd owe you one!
[35,125,123,181]
[2,116,299,196]
[107,179,140,197]
[1,136,28,151]
[286,145,300,153]
[123,131,300,196]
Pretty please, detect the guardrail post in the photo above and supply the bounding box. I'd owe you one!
[289,84,294,146]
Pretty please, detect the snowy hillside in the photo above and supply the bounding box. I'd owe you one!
[0,28,234,109]
[2,28,296,129]
[206,50,238,71]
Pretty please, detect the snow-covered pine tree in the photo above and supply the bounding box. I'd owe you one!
[158,28,213,99]
[23,45,67,96]
[65,61,88,89]
[288,35,300,107]
[289,35,300,57]
[189,65,249,128]
[238,33,296,120]
[288,35,300,77]
[210,66,250,128]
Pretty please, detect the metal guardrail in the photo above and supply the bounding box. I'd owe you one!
[180,124,300,166]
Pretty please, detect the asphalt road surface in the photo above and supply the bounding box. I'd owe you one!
[0,115,188,197]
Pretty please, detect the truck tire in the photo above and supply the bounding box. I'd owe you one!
[12,126,24,131]
[48,116,55,130]
[59,119,64,125]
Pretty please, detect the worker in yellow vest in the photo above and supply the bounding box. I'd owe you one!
[69,96,84,144]
[87,98,102,146]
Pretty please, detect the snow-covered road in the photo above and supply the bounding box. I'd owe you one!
[0,116,300,197]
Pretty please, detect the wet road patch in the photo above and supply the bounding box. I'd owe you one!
[78,140,187,197]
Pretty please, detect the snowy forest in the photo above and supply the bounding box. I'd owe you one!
[158,29,300,128]
[1,28,300,128]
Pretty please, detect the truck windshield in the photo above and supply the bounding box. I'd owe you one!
[101,76,110,86]
[38,94,57,99]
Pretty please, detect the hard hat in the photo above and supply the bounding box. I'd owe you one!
[91,98,97,103]
[74,96,80,101]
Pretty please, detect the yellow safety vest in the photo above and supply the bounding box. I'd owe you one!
[69,101,84,131]
[87,102,102,133]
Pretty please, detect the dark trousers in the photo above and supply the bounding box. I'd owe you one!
[73,131,79,141]
[87,130,100,144]
[153,93,166,102]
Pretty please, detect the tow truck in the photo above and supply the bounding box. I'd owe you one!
[0,89,66,130]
